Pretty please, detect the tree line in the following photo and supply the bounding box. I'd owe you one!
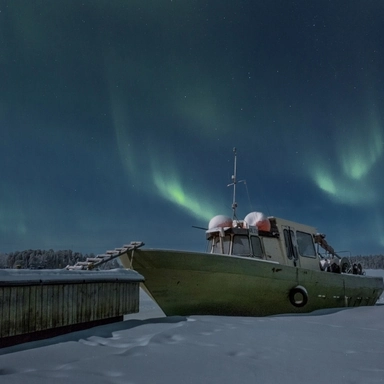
[349,255,384,270]
[0,249,120,270]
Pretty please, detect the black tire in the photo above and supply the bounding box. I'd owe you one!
[289,286,308,308]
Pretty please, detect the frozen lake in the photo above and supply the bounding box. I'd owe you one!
[1,270,383,384]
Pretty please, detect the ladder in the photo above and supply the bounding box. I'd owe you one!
[65,241,144,270]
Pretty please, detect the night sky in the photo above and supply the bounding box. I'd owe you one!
[1,1,383,255]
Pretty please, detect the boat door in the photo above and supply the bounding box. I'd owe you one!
[282,226,300,267]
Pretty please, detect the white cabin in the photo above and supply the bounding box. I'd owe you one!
[206,212,354,273]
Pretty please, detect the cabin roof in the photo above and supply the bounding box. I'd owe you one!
[272,216,318,234]
[205,214,319,240]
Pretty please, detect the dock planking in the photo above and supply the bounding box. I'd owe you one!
[0,268,144,347]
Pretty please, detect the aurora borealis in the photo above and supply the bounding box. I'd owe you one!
[1,1,383,254]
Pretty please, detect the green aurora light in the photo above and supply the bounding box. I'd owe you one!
[339,120,383,181]
[312,117,383,205]
[153,170,220,222]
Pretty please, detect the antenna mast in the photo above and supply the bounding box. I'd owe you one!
[228,147,238,219]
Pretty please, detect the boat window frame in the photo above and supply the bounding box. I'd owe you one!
[221,235,231,254]
[208,234,231,254]
[283,228,298,260]
[250,235,264,258]
[232,234,251,257]
[296,230,317,258]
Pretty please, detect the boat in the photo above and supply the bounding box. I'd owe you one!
[118,149,384,316]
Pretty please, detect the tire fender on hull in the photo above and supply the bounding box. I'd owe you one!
[289,285,308,308]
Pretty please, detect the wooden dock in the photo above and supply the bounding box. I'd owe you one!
[0,268,144,348]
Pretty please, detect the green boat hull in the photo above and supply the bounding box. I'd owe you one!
[119,249,384,317]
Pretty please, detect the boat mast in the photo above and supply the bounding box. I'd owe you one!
[229,147,238,219]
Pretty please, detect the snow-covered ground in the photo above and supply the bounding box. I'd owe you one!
[1,270,383,383]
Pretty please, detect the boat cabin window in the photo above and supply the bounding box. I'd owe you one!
[232,235,251,257]
[296,231,316,258]
[250,236,263,258]
[283,229,298,260]
[209,235,231,254]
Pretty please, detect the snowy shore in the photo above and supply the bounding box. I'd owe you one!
[0,270,383,384]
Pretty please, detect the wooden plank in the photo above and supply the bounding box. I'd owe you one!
[108,283,115,317]
[46,284,53,330]
[62,284,69,327]
[14,287,22,336]
[18,286,29,336]
[51,284,59,328]
[0,287,10,338]
[71,283,78,325]
[125,283,130,314]
[39,285,46,331]
[89,283,96,321]
[41,285,52,330]
[90,282,98,322]
[105,283,111,316]
[99,282,106,319]
[128,283,134,313]
[126,283,133,314]
[57,284,65,328]
[74,284,82,324]
[78,283,86,323]
[120,284,128,315]
[84,283,91,322]
[90,283,98,321]
[83,283,91,323]
[97,282,106,319]
[69,283,75,326]
[93,282,99,320]
[9,287,18,337]
[120,283,127,314]
[28,285,36,334]
[131,284,136,312]
[35,283,42,332]
[111,283,118,317]
[133,283,139,312]
[116,283,123,315]
[0,287,3,337]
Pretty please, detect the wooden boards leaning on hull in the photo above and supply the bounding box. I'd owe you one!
[119,249,384,317]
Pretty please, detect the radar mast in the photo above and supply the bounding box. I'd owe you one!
[228,147,238,220]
